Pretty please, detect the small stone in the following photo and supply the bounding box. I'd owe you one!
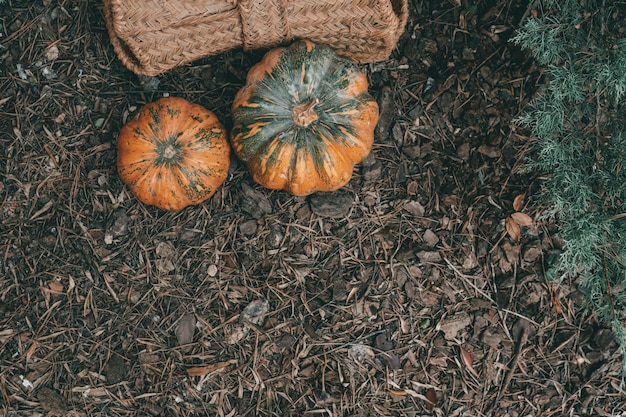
[105,354,127,384]
[404,280,416,299]
[239,219,257,236]
[241,299,270,324]
[392,121,404,146]
[477,144,501,158]
[155,241,175,258]
[155,259,175,274]
[296,204,311,220]
[45,44,59,61]
[267,223,284,248]
[37,387,67,414]
[419,38,438,54]
[362,157,382,181]
[408,105,423,123]
[275,334,297,349]
[138,75,160,92]
[457,143,470,161]
[481,328,504,348]
[403,200,425,217]
[240,182,272,219]
[403,145,421,159]
[462,47,475,61]
[309,191,354,218]
[436,313,472,340]
[416,250,442,263]
[226,300,270,345]
[104,208,130,244]
[423,229,439,247]
[523,246,542,262]
[376,86,394,139]
[463,252,479,270]
[175,314,196,348]
[361,153,377,167]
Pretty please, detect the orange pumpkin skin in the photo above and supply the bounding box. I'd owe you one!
[231,40,379,196]
[117,97,230,210]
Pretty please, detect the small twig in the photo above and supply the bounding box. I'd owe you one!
[485,326,529,415]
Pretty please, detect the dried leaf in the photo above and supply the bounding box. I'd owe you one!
[552,290,563,315]
[425,388,438,411]
[45,45,60,61]
[459,346,473,368]
[186,361,232,377]
[48,280,64,293]
[225,325,248,345]
[460,346,479,377]
[387,388,408,396]
[138,352,160,364]
[0,329,14,343]
[23,341,38,362]
[505,216,520,242]
[513,193,526,211]
[510,211,534,227]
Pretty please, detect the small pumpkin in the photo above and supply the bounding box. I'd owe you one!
[231,40,379,196]
[117,97,230,210]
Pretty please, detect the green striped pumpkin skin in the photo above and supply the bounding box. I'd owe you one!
[117,97,230,210]
[231,40,379,196]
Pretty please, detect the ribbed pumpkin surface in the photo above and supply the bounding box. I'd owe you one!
[117,97,230,210]
[231,40,379,196]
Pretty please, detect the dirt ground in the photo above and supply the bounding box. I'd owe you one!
[1,0,626,416]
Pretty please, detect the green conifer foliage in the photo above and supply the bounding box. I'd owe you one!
[512,0,626,377]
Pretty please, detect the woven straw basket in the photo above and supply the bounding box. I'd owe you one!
[102,0,408,76]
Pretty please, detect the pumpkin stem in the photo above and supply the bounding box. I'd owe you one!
[163,144,178,160]
[292,98,319,127]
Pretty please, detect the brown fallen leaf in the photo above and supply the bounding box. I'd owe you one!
[187,361,233,377]
[48,280,64,293]
[513,193,526,211]
[552,289,563,315]
[425,388,437,411]
[510,211,533,226]
[460,346,479,377]
[387,388,408,396]
[505,216,521,242]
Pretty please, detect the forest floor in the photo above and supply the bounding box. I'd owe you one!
[1,0,626,416]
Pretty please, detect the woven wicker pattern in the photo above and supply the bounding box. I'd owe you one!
[102,0,408,76]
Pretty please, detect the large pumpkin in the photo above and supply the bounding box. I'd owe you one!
[117,97,230,210]
[230,40,379,196]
